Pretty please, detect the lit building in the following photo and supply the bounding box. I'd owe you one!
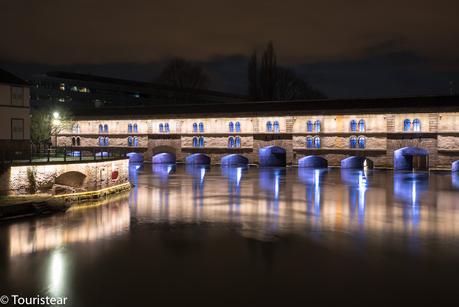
[0,69,30,156]
[57,95,459,170]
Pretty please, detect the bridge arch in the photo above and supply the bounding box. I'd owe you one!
[394,147,429,171]
[151,145,176,155]
[152,152,176,164]
[55,171,87,188]
[298,155,328,168]
[127,152,144,163]
[259,146,286,167]
[221,154,248,166]
[186,153,211,165]
[341,156,373,169]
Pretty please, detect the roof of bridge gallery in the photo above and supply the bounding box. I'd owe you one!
[71,94,459,119]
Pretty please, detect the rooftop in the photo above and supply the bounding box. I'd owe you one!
[0,68,28,86]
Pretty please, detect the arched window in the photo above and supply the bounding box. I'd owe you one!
[403,119,411,132]
[307,120,313,132]
[128,124,132,133]
[314,136,321,148]
[273,121,280,133]
[193,123,198,132]
[314,120,321,132]
[228,137,234,148]
[76,137,80,146]
[413,118,421,132]
[192,137,198,147]
[72,124,80,134]
[72,137,76,146]
[165,123,170,133]
[235,122,241,132]
[266,121,273,132]
[358,119,365,132]
[104,137,109,146]
[99,124,103,133]
[103,124,108,133]
[133,123,138,133]
[98,137,104,146]
[199,122,204,133]
[350,136,357,148]
[134,137,139,147]
[235,136,241,148]
[199,136,204,147]
[350,120,357,132]
[358,136,366,149]
[128,136,133,146]
[229,122,234,133]
[306,136,313,148]
[159,123,164,133]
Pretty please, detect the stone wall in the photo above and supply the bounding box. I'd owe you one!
[0,159,129,195]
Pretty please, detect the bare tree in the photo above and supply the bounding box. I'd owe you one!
[259,41,277,100]
[157,57,210,90]
[275,67,326,100]
[248,51,259,100]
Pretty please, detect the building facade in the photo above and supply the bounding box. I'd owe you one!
[56,95,459,170]
[0,69,30,156]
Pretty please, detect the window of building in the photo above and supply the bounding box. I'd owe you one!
[314,136,321,148]
[98,137,104,146]
[104,137,109,146]
[307,120,313,132]
[76,137,80,146]
[133,123,138,133]
[350,120,357,132]
[128,136,133,146]
[11,87,24,106]
[314,120,321,132]
[193,123,198,132]
[273,121,280,133]
[199,136,204,147]
[99,124,104,133]
[358,119,365,132]
[235,122,241,132]
[403,119,411,132]
[159,123,164,133]
[128,124,133,133]
[134,137,139,147]
[350,136,357,148]
[229,122,234,133]
[165,123,170,133]
[228,137,234,148]
[72,137,76,146]
[358,136,366,149]
[235,136,241,148]
[413,118,421,132]
[306,136,313,148]
[199,122,204,133]
[103,124,109,133]
[72,124,80,134]
[192,137,198,147]
[266,121,273,132]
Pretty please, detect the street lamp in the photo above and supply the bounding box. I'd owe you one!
[52,111,61,147]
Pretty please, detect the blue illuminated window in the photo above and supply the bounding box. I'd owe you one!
[229,122,234,132]
[128,124,132,133]
[266,121,272,132]
[133,123,138,133]
[314,120,321,132]
[350,120,357,132]
[193,123,198,132]
[199,122,204,133]
[273,121,280,133]
[306,136,313,148]
[350,136,357,148]
[127,136,133,146]
[235,136,241,148]
[104,124,108,133]
[159,123,164,132]
[314,136,321,148]
[133,137,139,147]
[358,119,365,132]
[235,122,241,132]
[228,137,234,148]
[192,137,198,147]
[358,136,365,149]
[165,123,170,133]
[199,136,204,147]
[99,124,103,133]
[413,118,421,132]
[403,119,411,132]
[307,120,313,132]
[104,137,109,146]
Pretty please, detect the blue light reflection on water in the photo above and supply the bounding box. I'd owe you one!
[341,169,369,226]
[222,166,248,223]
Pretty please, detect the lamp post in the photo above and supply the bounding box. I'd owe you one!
[52,111,60,147]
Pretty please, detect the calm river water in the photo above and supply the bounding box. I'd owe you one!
[2,165,459,306]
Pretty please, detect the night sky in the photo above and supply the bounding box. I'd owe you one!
[1,0,458,98]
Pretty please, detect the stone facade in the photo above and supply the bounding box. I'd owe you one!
[56,111,459,169]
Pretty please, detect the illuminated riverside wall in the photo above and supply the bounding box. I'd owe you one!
[57,111,459,169]
[0,159,129,195]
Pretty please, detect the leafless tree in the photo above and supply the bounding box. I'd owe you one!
[157,57,210,90]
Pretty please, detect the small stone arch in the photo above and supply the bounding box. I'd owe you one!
[298,155,328,168]
[152,152,176,164]
[394,147,429,171]
[151,145,176,155]
[259,146,286,167]
[186,153,211,165]
[341,156,374,169]
[221,154,249,166]
[55,171,87,188]
[127,152,144,163]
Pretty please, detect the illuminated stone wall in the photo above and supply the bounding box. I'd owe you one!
[0,159,129,195]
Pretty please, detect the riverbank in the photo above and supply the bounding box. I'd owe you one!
[0,182,132,221]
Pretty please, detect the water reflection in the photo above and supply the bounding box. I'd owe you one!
[341,169,369,226]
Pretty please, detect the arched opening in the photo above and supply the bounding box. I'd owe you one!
[235,122,241,132]
[306,136,313,148]
[349,136,357,148]
[76,137,80,146]
[193,122,198,132]
[192,137,198,147]
[273,121,280,132]
[413,118,421,132]
[128,123,133,133]
[298,155,328,168]
[159,123,164,132]
[229,122,234,132]
[266,121,272,132]
[199,122,204,133]
[152,152,176,164]
[358,119,365,132]
[341,156,374,169]
[307,120,313,132]
[198,136,204,147]
[127,152,144,163]
[350,120,357,132]
[228,137,234,148]
[314,136,321,148]
[259,146,286,167]
[186,153,211,165]
[221,154,248,166]
[164,123,170,133]
[133,123,138,133]
[403,119,411,132]
[55,171,87,188]
[314,120,321,132]
[127,136,133,146]
[71,137,76,146]
[235,136,241,148]
[394,147,429,171]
